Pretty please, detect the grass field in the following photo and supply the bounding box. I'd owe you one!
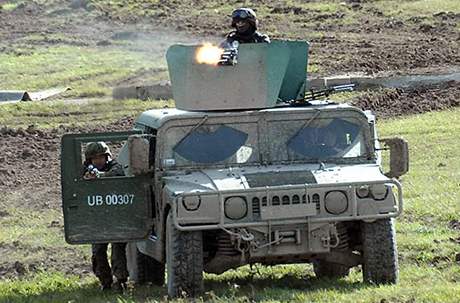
[1,0,459,302]
[0,42,169,99]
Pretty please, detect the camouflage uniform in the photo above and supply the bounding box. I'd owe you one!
[221,8,270,48]
[84,142,128,290]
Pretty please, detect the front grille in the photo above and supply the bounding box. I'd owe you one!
[292,195,300,204]
[312,193,320,211]
[252,197,260,215]
[251,192,320,218]
[282,195,290,205]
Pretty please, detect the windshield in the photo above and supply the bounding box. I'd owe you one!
[174,125,248,163]
[164,122,259,166]
[162,114,370,168]
[268,117,368,162]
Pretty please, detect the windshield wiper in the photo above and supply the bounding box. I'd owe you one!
[175,115,208,147]
[287,109,321,147]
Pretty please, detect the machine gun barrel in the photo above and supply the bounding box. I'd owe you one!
[305,83,355,101]
[289,83,355,105]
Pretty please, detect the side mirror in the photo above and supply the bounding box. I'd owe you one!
[128,134,154,175]
[380,137,409,178]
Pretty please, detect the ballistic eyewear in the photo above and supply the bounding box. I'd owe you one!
[232,9,252,19]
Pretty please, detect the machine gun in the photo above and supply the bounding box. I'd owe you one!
[289,84,356,106]
[218,41,239,66]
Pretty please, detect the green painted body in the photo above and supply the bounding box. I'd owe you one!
[61,131,153,244]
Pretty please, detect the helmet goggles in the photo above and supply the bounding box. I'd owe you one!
[231,9,255,20]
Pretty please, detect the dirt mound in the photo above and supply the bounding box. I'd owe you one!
[0,117,134,193]
[352,81,460,118]
[0,241,90,280]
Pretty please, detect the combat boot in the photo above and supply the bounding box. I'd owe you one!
[112,277,127,293]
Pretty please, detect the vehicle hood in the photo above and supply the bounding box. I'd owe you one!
[162,163,388,195]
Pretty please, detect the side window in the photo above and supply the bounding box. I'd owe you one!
[81,141,127,180]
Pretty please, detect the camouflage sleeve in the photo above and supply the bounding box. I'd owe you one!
[259,34,270,43]
[220,31,237,48]
[253,32,270,43]
[101,162,125,177]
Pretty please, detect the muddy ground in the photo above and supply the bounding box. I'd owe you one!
[0,1,459,280]
[0,1,459,76]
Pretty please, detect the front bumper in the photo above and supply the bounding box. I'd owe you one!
[171,179,403,231]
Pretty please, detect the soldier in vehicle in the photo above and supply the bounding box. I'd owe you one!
[221,8,270,47]
[83,142,128,291]
[318,128,342,156]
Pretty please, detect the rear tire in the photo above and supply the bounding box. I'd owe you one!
[126,243,165,286]
[136,248,165,286]
[313,260,350,279]
[361,218,399,284]
[166,213,203,298]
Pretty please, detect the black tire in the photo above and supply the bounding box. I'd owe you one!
[313,260,350,279]
[136,248,165,286]
[361,218,399,284]
[166,213,203,298]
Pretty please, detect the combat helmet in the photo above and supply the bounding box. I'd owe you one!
[231,8,258,30]
[85,141,112,160]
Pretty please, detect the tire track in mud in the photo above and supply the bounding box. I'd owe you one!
[352,81,460,119]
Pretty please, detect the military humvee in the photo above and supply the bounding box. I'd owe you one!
[61,40,408,297]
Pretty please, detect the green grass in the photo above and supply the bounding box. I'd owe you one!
[1,2,20,11]
[0,98,174,129]
[1,265,460,302]
[0,44,167,98]
[375,0,460,17]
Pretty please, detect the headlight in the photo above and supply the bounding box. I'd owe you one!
[356,185,370,198]
[182,196,201,211]
[370,184,388,200]
[224,196,247,220]
[324,191,348,215]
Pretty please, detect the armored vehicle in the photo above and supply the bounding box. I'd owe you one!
[61,40,408,297]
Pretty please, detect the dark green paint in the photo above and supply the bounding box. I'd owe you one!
[277,40,309,101]
[61,131,154,244]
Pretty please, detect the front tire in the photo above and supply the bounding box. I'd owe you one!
[361,218,399,284]
[166,212,203,298]
[313,260,350,279]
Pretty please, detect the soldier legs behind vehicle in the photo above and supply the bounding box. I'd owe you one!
[92,242,128,290]
[91,243,113,289]
[111,242,129,287]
